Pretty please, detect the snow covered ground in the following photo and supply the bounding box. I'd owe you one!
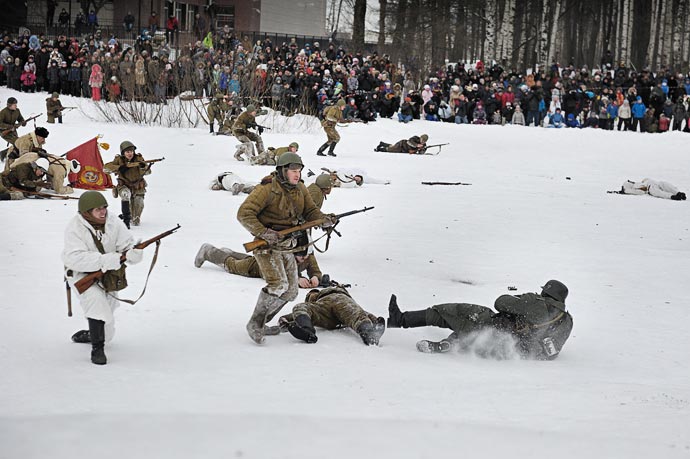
[1,88,689,459]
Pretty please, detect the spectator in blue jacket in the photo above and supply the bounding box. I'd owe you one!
[549,108,565,128]
[566,112,580,128]
[631,96,646,132]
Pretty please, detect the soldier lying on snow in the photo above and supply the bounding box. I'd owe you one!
[388,280,573,360]
[615,178,686,200]
[208,171,255,195]
[278,285,386,345]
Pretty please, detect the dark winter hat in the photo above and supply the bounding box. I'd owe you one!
[541,280,568,303]
[7,97,17,105]
[78,191,108,213]
[35,127,49,138]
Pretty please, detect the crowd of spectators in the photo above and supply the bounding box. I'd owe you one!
[2,22,690,133]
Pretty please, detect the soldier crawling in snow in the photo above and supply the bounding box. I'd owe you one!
[250,142,299,166]
[0,157,49,200]
[194,244,325,289]
[277,285,386,346]
[375,134,428,154]
[388,280,573,360]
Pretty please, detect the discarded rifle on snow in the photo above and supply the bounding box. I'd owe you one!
[11,188,79,199]
[421,181,472,186]
[243,207,375,252]
[74,224,181,294]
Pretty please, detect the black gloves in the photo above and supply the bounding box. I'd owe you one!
[257,126,264,135]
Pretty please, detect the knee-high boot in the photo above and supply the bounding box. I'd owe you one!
[387,294,429,328]
[316,142,329,156]
[88,318,107,365]
[119,201,131,229]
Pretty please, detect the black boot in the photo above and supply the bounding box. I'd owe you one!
[71,329,91,343]
[316,142,329,156]
[327,142,337,157]
[88,318,107,365]
[119,201,131,229]
[375,142,390,152]
[209,122,214,134]
[287,314,318,343]
[0,148,8,162]
[387,294,428,328]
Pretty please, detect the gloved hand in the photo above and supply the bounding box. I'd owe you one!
[321,214,338,229]
[36,149,49,158]
[125,247,144,264]
[257,126,264,135]
[118,165,129,175]
[21,121,27,126]
[260,228,282,245]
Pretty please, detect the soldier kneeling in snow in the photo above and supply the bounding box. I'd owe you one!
[278,285,386,345]
[388,280,573,360]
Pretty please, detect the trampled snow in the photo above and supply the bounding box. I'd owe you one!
[1,88,689,458]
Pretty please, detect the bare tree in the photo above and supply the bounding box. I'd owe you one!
[378,0,388,49]
[352,0,367,49]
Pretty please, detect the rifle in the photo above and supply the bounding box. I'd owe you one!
[1,113,42,137]
[250,123,271,134]
[243,207,374,252]
[74,224,181,294]
[10,188,79,199]
[128,157,165,167]
[421,143,450,155]
[58,106,77,111]
[421,181,472,186]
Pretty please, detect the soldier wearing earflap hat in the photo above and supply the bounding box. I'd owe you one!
[234,152,336,344]
[4,126,50,172]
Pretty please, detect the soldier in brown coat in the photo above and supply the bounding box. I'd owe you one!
[232,104,266,161]
[250,142,298,166]
[11,152,77,194]
[278,286,386,345]
[46,92,64,124]
[316,99,346,157]
[0,159,49,200]
[375,134,428,154]
[194,244,324,288]
[0,97,27,161]
[307,173,332,209]
[103,140,152,228]
[233,152,335,344]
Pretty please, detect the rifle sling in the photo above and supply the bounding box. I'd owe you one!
[89,231,161,305]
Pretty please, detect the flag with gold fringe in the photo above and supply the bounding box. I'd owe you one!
[66,137,113,190]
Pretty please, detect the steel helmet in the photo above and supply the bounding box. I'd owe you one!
[541,280,568,303]
[276,152,303,168]
[315,173,332,190]
[336,99,346,107]
[78,191,108,213]
[120,140,136,154]
[420,134,428,143]
[289,142,299,150]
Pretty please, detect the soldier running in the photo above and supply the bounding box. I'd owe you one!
[235,152,336,344]
[316,99,346,157]
[104,141,153,228]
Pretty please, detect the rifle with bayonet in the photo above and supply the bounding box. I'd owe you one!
[74,224,181,294]
[420,143,450,155]
[1,113,42,137]
[243,206,374,252]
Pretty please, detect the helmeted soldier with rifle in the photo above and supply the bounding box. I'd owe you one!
[230,152,337,344]
[104,140,159,228]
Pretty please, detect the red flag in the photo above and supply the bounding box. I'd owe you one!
[66,137,113,190]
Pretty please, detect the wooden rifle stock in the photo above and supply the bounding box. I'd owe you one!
[242,207,374,252]
[73,224,181,294]
[1,114,42,137]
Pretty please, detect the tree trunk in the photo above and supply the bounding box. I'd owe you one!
[392,0,408,51]
[352,0,367,50]
[483,0,497,63]
[378,0,388,50]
